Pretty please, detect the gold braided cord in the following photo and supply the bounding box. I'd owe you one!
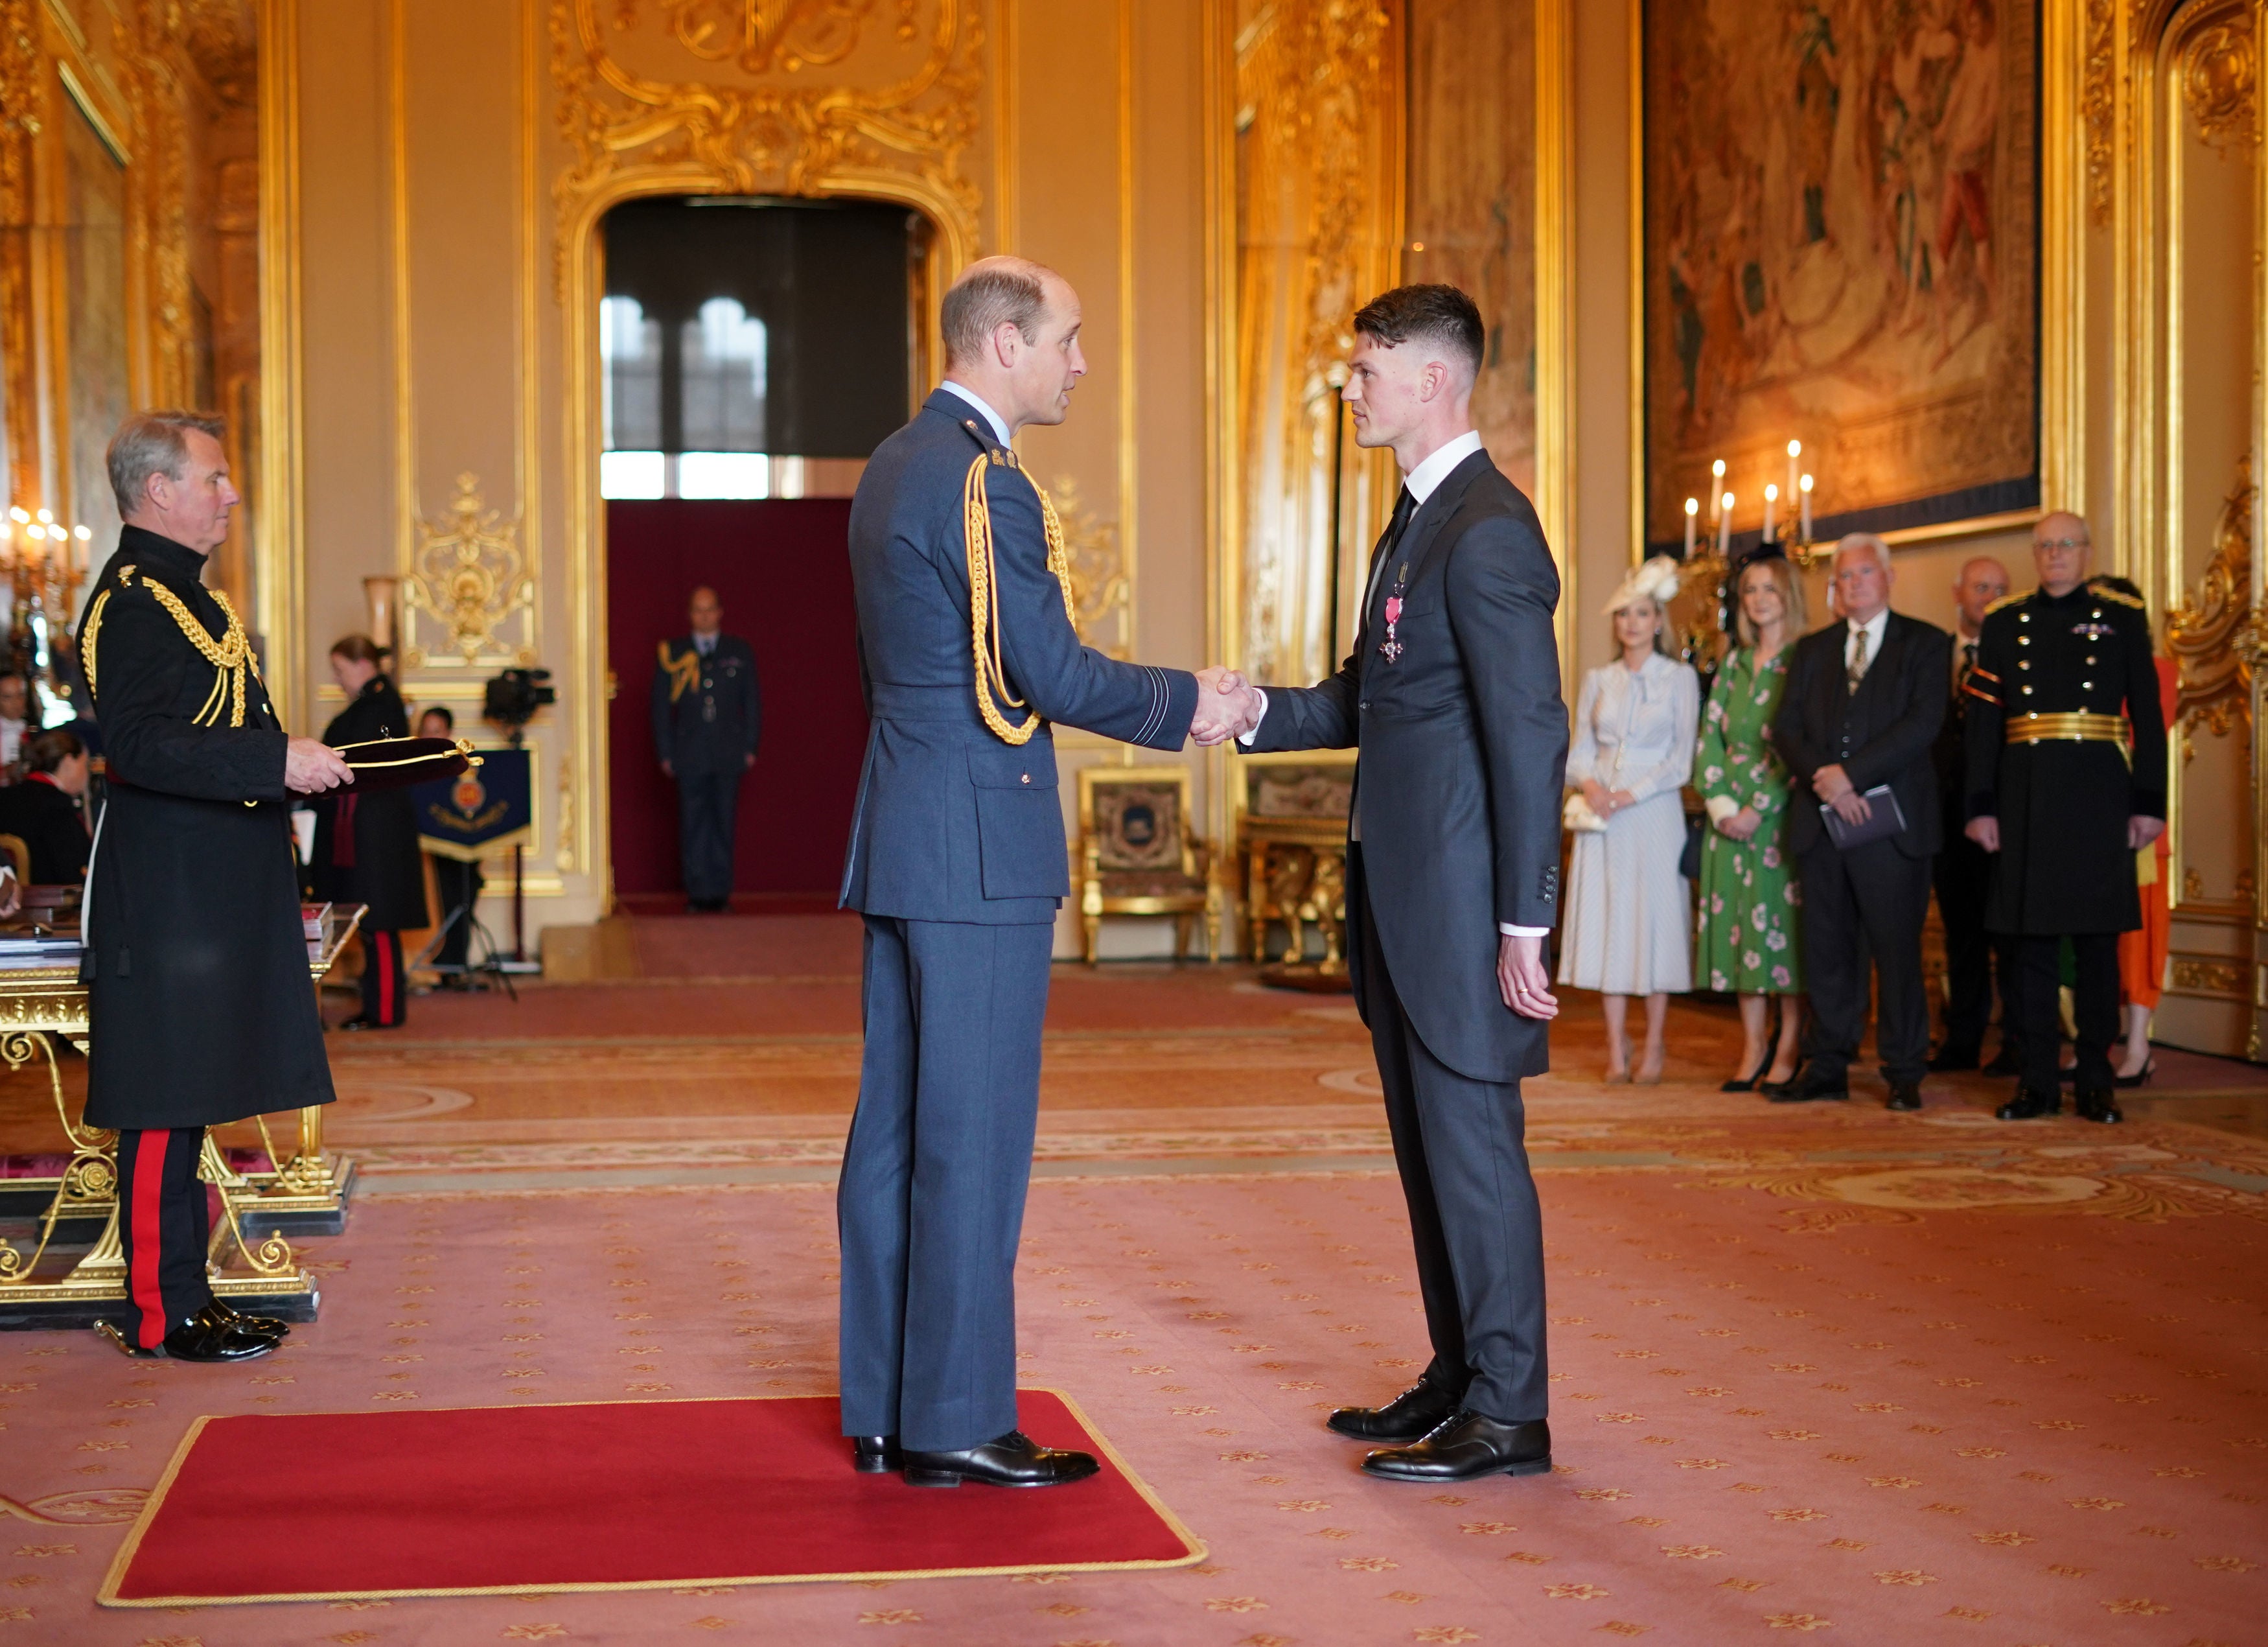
[80,589,112,701]
[127,573,254,727]
[658,640,700,704]
[964,452,1077,747]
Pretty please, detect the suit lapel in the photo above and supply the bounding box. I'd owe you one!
[1390,451,1490,611]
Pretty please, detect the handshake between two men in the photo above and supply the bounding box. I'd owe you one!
[1187,666,1266,748]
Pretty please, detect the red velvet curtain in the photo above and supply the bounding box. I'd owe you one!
[605,499,867,899]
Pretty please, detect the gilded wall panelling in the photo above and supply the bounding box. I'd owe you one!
[256,0,305,728]
[403,472,537,670]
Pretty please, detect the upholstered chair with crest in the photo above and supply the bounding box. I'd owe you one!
[1074,765,1220,965]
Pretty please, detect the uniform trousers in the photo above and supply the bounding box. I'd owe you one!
[1933,830,2022,1060]
[115,1127,212,1348]
[674,770,743,906]
[837,914,1052,1452]
[1797,837,1933,1084]
[2016,932,2120,1093]
[1356,872,1549,1424]
[359,929,406,1026]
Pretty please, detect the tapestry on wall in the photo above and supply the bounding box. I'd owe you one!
[1642,0,2039,555]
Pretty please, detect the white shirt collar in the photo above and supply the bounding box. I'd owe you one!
[938,379,1012,447]
[1402,428,1485,504]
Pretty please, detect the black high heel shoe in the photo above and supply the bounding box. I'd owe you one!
[1721,1047,1775,1093]
[2113,1058,2156,1090]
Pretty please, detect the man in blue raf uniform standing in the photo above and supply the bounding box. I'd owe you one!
[837,255,1241,1488]
[1963,513,2166,1125]
[651,585,759,912]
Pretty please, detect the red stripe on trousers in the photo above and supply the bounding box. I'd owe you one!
[130,1129,172,1348]
[376,931,397,1024]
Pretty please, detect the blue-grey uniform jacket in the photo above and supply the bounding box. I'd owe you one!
[651,631,761,776]
[840,389,1199,926]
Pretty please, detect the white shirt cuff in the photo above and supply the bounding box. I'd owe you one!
[1499,923,1547,938]
[1236,687,1269,745]
[1704,795,1741,824]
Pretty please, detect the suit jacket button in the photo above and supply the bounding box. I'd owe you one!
[1360,701,1371,711]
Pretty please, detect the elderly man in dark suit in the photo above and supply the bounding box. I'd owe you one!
[837,256,1237,1489]
[1770,533,1952,1112]
[651,586,759,912]
[1225,283,1568,1485]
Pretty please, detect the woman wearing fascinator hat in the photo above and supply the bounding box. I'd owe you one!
[1558,557,1699,1082]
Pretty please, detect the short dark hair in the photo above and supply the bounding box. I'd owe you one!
[1353,284,1485,379]
[418,703,455,732]
[24,729,82,775]
[940,257,1056,367]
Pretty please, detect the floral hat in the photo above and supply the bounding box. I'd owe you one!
[1602,554,1681,617]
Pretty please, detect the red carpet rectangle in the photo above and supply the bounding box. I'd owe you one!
[100,1390,1203,1607]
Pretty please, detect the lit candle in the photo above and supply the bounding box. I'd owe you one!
[72,525,89,571]
[24,522,43,542]
[1763,482,1779,544]
[1709,460,1727,525]
[1798,473,1814,542]
[1717,492,1734,558]
[33,508,52,526]
[5,507,26,525]
[1786,439,1801,508]
[1684,496,1699,556]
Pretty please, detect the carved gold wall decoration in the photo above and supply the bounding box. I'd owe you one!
[2086,0,2118,222]
[2166,452,2255,738]
[548,0,981,290]
[2181,13,2260,151]
[403,474,538,669]
[2170,954,2247,997]
[1047,473,1129,662]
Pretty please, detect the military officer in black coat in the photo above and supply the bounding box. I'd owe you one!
[1929,557,2022,1075]
[312,637,428,1027]
[1963,512,2166,1124]
[651,587,760,911]
[77,412,353,1361]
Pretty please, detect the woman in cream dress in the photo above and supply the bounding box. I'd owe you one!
[1558,558,1700,1082]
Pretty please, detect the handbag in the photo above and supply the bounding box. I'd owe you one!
[1678,810,1706,880]
[1562,791,1608,834]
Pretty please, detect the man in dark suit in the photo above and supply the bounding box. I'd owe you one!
[1963,512,2166,1123]
[1769,534,1951,1112]
[1228,284,1567,1485]
[837,256,1232,1488]
[78,411,353,1361]
[651,586,759,912]
[1930,555,2021,1074]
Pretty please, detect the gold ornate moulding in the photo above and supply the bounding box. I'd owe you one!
[0,909,366,1331]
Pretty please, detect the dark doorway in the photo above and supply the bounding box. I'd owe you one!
[602,197,916,906]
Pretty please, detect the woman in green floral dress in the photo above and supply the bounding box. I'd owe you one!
[1696,554,1807,1090]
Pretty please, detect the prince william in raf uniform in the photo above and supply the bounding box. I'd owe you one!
[837,257,1244,1488]
[1221,284,1568,1484]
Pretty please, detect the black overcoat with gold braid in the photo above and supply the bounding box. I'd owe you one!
[75,526,336,1130]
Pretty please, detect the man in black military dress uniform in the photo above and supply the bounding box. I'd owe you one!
[651,586,759,911]
[1963,512,2166,1124]
[78,412,353,1361]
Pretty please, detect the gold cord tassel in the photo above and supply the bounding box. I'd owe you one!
[964,452,1078,746]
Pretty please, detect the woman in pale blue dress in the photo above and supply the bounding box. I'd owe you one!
[1558,558,1700,1082]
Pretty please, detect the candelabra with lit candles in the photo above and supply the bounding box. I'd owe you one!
[0,505,95,719]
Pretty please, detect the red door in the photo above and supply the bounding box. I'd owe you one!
[606,498,867,905]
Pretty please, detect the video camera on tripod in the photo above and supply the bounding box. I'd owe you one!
[482,667,555,746]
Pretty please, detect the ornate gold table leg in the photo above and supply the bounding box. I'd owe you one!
[244,1103,356,1235]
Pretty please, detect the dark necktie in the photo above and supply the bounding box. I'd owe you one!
[1364,487,1418,624]
[1958,640,1976,686]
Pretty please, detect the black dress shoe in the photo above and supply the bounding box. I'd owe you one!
[1995,1084,2060,1121]
[2075,1088,2123,1125]
[1361,1411,1552,1483]
[901,1431,1100,1488]
[851,1435,902,1473]
[206,1298,290,1337]
[1327,1379,1463,1442]
[1884,1080,1923,1112]
[1767,1069,1848,1103]
[336,1015,399,1032]
[1980,1045,2024,1077]
[1926,1044,1980,1073]
[98,1302,283,1362]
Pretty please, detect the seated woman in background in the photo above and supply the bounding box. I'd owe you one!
[1695,551,1807,1090]
[417,704,483,984]
[1558,557,1700,1083]
[0,729,93,883]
